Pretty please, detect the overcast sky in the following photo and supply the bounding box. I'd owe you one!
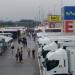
[0,0,75,21]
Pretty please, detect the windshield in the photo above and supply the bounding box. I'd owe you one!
[41,50,49,58]
[45,59,59,71]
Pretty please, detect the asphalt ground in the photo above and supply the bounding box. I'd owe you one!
[0,36,40,75]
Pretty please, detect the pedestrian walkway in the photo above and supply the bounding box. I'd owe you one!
[0,36,40,75]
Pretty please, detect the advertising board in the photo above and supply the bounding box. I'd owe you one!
[64,6,75,20]
[48,15,61,22]
[64,20,73,32]
[63,6,75,32]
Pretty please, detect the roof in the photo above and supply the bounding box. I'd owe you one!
[0,28,19,31]
[0,35,13,42]
[43,41,58,51]
[46,48,67,60]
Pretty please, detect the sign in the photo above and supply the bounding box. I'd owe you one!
[49,23,55,28]
[48,15,61,22]
[64,20,73,32]
[64,6,75,20]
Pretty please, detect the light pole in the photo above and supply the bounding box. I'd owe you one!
[60,0,63,8]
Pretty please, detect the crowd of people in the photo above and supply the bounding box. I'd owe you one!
[11,32,36,63]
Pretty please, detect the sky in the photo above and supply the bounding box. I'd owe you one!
[0,0,75,21]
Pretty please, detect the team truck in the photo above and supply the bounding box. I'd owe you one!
[38,40,65,72]
[37,37,51,47]
[38,37,74,63]
[40,41,58,63]
[38,40,64,75]
[37,35,75,48]
[37,35,75,61]
[38,37,75,75]
[38,35,75,54]
[42,41,75,75]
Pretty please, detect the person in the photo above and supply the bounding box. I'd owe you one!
[21,47,22,51]
[20,49,23,57]
[32,49,35,59]
[15,53,18,61]
[32,32,36,41]
[15,48,19,62]
[27,48,30,57]
[18,38,21,44]
[11,42,14,55]
[19,50,23,63]
[25,39,27,47]
[22,37,27,47]
[29,32,32,39]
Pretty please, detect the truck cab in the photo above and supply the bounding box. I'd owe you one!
[42,44,75,75]
[43,48,68,75]
[41,41,58,62]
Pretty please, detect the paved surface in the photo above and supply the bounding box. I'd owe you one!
[0,36,40,75]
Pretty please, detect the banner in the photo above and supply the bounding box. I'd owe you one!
[64,6,75,20]
[48,15,61,22]
[64,20,74,32]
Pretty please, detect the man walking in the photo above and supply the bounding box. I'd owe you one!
[27,48,30,57]
[18,50,23,63]
[32,49,35,59]
[11,42,14,55]
[15,48,19,62]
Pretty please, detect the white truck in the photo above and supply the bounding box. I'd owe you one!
[42,41,75,75]
[40,41,58,63]
[37,36,75,75]
[37,36,74,62]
